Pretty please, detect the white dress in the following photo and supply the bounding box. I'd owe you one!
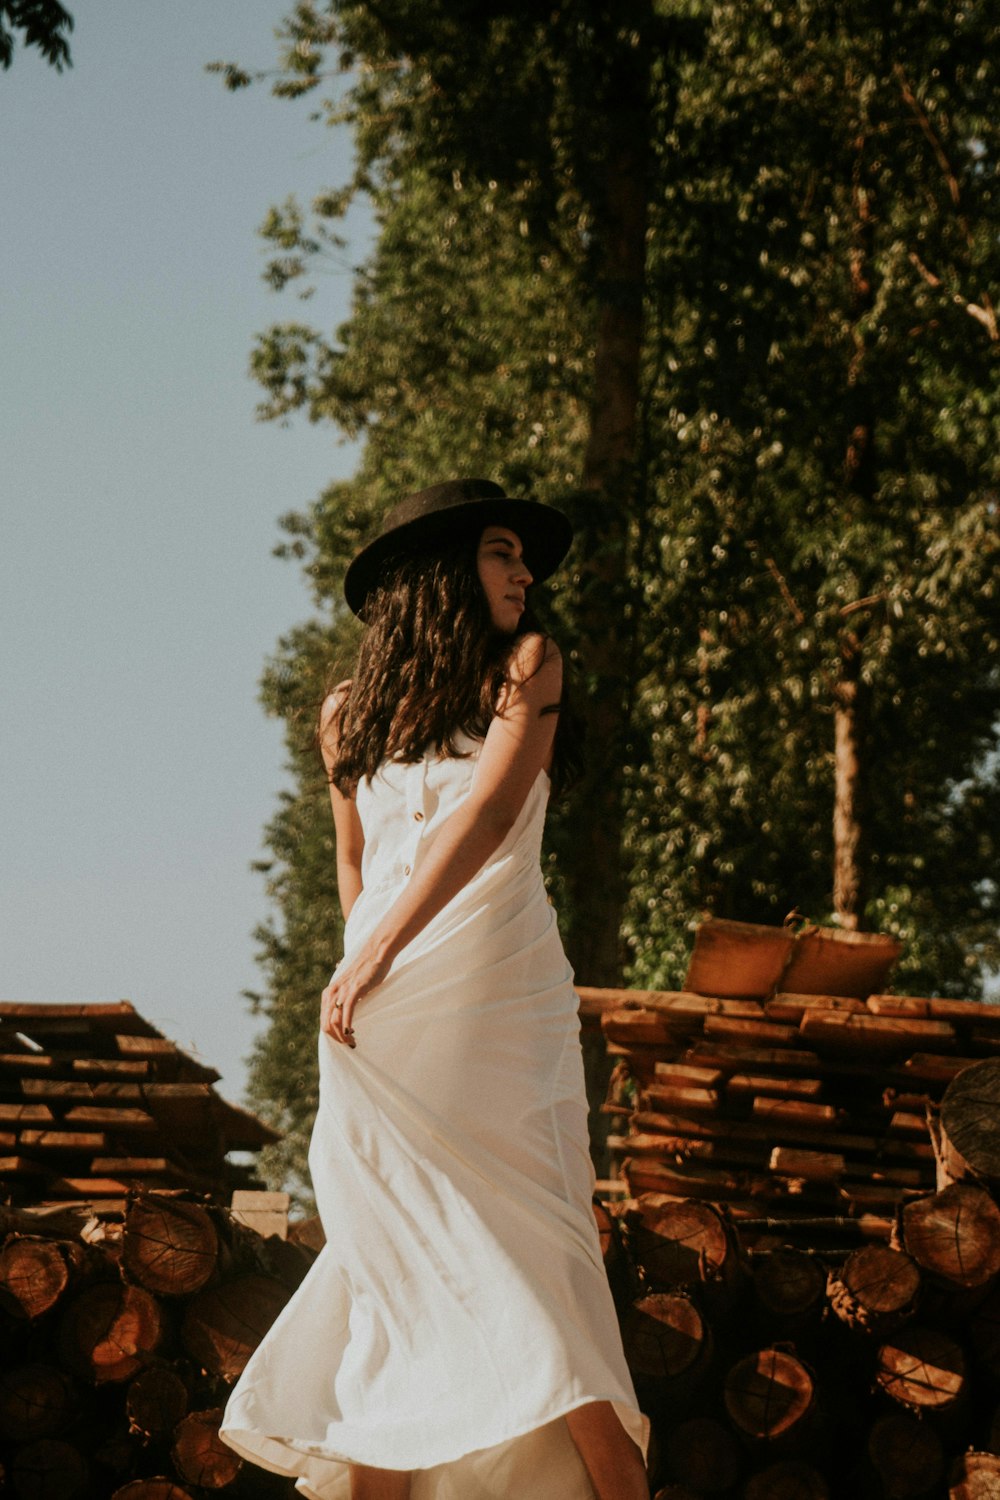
[220,734,649,1498]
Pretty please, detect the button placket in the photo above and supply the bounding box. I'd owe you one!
[401,759,428,879]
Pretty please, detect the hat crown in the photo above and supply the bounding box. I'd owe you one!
[380,479,506,534]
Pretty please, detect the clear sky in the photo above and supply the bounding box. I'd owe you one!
[2,5,368,1107]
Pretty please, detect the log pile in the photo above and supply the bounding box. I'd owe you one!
[592,918,1000,1496]
[589,919,1000,1241]
[0,1003,278,1212]
[0,1191,311,1497]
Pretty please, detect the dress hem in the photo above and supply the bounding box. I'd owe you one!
[220,1392,649,1479]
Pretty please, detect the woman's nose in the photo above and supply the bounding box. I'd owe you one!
[513,557,533,586]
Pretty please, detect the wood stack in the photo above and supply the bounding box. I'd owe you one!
[0,1003,278,1213]
[0,1191,311,1497]
[588,919,1000,1241]
[591,918,1000,1496]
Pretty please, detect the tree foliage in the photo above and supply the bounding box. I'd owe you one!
[229,1,1000,1193]
[0,0,72,71]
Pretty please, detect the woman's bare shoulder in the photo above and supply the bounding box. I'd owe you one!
[320,679,352,728]
[505,632,562,686]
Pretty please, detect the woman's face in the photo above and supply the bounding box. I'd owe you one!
[476,525,533,632]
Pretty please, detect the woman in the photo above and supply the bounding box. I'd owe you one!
[221,479,650,1500]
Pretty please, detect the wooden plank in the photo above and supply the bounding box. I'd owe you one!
[902,1053,978,1083]
[753,1098,841,1130]
[20,1079,144,1102]
[770,1147,845,1183]
[703,1016,799,1047]
[767,994,866,1022]
[640,1084,720,1115]
[0,1155,49,1175]
[726,1074,824,1101]
[684,1042,823,1074]
[70,1058,149,1078]
[18,1130,107,1152]
[0,1001,140,1026]
[653,1061,724,1088]
[0,1053,56,1074]
[800,1012,957,1053]
[867,994,931,1017]
[63,1105,157,1132]
[602,1009,687,1047]
[0,1103,54,1124]
[45,1175,130,1195]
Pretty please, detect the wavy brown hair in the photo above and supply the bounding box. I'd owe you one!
[324,536,580,794]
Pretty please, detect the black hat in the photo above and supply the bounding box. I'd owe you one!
[343,478,573,618]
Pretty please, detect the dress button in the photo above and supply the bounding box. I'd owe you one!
[403,865,411,876]
[414,811,424,822]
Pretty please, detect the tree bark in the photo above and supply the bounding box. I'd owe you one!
[832,643,870,928]
[565,3,652,989]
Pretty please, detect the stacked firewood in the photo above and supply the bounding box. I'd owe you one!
[0,1003,278,1212]
[597,1031,1000,1495]
[0,1193,311,1498]
[592,988,1000,1234]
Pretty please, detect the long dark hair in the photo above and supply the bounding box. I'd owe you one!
[324,536,581,794]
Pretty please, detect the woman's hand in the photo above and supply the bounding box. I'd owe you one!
[320,941,392,1047]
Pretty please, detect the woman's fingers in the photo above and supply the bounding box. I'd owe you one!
[321,978,357,1047]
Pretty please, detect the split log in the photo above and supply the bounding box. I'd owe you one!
[752,1248,826,1331]
[9,1437,89,1500]
[621,1291,711,1386]
[939,1059,1000,1191]
[171,1408,242,1489]
[724,1347,816,1445]
[663,1415,741,1493]
[181,1272,290,1382]
[126,1366,189,1438]
[625,1196,742,1313]
[876,1326,966,1415]
[898,1184,1000,1289]
[827,1245,921,1336]
[57,1280,162,1383]
[122,1194,219,1296]
[743,1460,830,1498]
[0,1237,80,1320]
[948,1452,1000,1498]
[866,1412,944,1499]
[0,1363,77,1441]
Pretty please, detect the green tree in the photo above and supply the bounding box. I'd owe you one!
[229,0,1000,1192]
[0,0,72,71]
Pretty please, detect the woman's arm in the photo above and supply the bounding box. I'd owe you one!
[319,684,365,921]
[321,634,562,1046]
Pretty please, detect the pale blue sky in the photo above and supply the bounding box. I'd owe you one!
[2,5,368,1105]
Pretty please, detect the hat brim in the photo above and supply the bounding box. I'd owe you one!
[344,498,573,618]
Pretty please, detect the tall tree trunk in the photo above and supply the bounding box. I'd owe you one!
[564,15,651,989]
[832,641,870,928]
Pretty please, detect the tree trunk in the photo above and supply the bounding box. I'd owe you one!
[565,4,652,990]
[832,644,870,929]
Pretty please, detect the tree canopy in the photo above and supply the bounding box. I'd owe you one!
[225,0,1000,1196]
[0,0,72,71]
